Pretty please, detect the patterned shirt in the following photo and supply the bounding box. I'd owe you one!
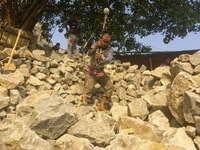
[88,43,114,69]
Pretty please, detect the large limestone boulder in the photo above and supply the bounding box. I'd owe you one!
[54,134,95,150]
[190,50,200,66]
[117,116,159,142]
[0,70,24,89]
[1,121,53,150]
[167,72,200,125]
[183,91,200,124]
[170,58,194,80]
[105,133,185,150]
[23,90,52,107]
[67,112,116,147]
[151,67,170,79]
[128,98,149,120]
[26,75,45,86]
[162,127,197,150]
[148,110,170,142]
[110,102,128,121]
[29,95,77,139]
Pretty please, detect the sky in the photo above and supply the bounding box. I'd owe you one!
[51,29,200,52]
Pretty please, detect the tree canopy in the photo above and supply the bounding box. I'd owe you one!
[1,0,200,54]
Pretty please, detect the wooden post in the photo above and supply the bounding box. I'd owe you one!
[149,57,153,71]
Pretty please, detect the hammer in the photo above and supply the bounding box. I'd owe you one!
[101,8,109,36]
[96,8,109,68]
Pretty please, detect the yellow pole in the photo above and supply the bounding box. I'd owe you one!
[5,29,22,69]
[149,57,153,71]
[80,23,100,53]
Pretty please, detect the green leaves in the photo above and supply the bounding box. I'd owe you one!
[7,0,199,54]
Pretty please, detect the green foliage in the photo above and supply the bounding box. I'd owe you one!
[36,0,200,53]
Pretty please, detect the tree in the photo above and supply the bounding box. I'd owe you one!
[1,0,200,54]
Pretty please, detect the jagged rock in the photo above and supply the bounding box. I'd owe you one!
[54,134,95,150]
[0,95,9,110]
[26,75,44,86]
[170,59,194,79]
[190,50,200,66]
[16,103,33,117]
[179,54,191,62]
[32,50,45,56]
[122,62,131,69]
[0,51,8,60]
[117,116,159,142]
[194,65,200,75]
[68,112,116,146]
[58,62,66,74]
[151,67,170,79]
[142,76,155,91]
[23,90,52,107]
[185,125,196,138]
[136,89,146,98]
[0,86,7,96]
[105,133,185,150]
[128,98,149,120]
[50,68,60,74]
[127,65,138,73]
[36,72,47,80]
[111,73,124,82]
[29,95,77,140]
[194,136,200,150]
[110,102,128,121]
[0,109,7,119]
[110,95,119,103]
[183,91,200,124]
[70,84,84,95]
[194,116,200,134]
[116,87,127,100]
[167,72,200,125]
[142,91,168,113]
[32,53,52,62]
[10,89,22,105]
[1,47,200,149]
[1,121,53,150]
[50,59,59,67]
[16,86,26,99]
[17,46,33,58]
[30,66,38,74]
[0,70,24,89]
[17,66,30,77]
[32,60,43,66]
[140,64,147,72]
[66,66,74,72]
[3,48,18,58]
[148,110,170,142]
[162,127,197,150]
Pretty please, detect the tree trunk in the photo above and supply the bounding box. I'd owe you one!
[6,0,13,26]
[1,0,7,22]
[20,0,48,31]
[14,0,18,27]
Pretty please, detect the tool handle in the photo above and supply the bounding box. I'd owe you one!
[102,14,107,36]
[7,29,22,67]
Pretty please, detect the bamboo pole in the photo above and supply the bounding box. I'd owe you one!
[80,22,100,53]
[149,57,153,71]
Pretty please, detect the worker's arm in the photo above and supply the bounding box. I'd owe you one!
[88,44,99,56]
[88,39,102,56]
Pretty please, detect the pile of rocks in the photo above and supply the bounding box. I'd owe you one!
[0,46,200,150]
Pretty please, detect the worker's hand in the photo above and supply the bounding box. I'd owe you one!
[96,39,103,48]
[96,53,101,60]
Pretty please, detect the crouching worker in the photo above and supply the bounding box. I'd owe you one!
[81,33,114,113]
